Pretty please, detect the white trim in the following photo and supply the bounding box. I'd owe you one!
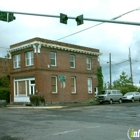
[10,41,39,52]
[9,41,102,56]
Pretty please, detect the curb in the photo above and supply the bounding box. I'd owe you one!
[6,106,67,109]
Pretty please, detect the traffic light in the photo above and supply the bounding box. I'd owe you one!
[76,14,83,26]
[60,13,68,24]
[8,13,16,22]
[0,11,15,22]
[0,11,7,22]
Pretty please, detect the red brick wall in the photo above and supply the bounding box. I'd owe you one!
[0,58,10,77]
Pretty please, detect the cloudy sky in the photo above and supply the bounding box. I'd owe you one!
[1,0,140,84]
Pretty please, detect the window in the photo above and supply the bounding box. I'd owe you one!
[70,55,75,68]
[87,57,92,70]
[87,78,92,94]
[25,51,34,66]
[51,52,56,66]
[71,77,76,93]
[13,54,20,68]
[51,76,57,93]
[14,78,35,96]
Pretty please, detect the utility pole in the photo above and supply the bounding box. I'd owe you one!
[129,48,133,85]
[109,53,112,89]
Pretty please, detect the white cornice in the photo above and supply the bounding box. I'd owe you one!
[9,41,102,56]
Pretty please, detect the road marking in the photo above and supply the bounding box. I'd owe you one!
[49,126,100,136]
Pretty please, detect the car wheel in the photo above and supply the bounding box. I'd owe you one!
[109,99,113,104]
[132,98,134,103]
[119,99,122,104]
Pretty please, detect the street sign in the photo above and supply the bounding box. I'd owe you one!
[59,75,66,82]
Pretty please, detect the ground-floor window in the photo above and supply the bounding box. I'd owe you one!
[14,77,35,96]
[51,76,58,93]
[87,78,92,94]
[71,77,76,93]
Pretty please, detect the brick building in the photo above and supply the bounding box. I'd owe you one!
[0,57,10,77]
[9,37,101,103]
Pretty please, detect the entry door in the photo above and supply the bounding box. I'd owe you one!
[30,80,35,95]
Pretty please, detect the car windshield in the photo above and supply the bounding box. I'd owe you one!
[125,92,133,95]
[99,90,107,95]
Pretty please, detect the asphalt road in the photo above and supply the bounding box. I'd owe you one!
[0,102,140,140]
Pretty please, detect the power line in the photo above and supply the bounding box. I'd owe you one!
[57,7,140,41]
[0,47,9,50]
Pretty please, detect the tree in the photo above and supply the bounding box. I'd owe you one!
[113,71,137,95]
[0,75,10,87]
[97,66,103,92]
[113,71,132,87]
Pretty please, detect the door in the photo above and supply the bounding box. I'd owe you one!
[30,80,35,95]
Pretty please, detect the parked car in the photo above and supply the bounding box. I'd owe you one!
[122,92,140,102]
[96,90,123,104]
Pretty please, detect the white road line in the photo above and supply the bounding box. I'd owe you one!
[49,126,100,136]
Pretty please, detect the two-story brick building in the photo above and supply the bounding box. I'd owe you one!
[9,37,101,103]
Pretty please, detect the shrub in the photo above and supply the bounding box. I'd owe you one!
[0,87,10,103]
[29,95,46,106]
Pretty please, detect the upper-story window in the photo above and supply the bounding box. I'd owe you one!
[13,54,21,68]
[70,55,75,68]
[87,57,92,70]
[51,52,57,66]
[25,51,34,66]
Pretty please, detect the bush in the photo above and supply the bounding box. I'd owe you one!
[0,87,10,103]
[29,95,46,106]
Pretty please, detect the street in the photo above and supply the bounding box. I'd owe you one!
[0,102,140,140]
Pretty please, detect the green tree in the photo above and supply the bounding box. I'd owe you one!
[97,66,103,92]
[113,71,137,95]
[113,71,132,87]
[0,75,10,87]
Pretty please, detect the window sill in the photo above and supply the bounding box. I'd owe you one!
[71,92,76,94]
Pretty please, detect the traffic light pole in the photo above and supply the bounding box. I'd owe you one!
[1,10,140,26]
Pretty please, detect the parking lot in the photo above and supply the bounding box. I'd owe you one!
[0,102,140,140]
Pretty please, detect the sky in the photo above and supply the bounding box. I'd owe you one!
[0,0,140,85]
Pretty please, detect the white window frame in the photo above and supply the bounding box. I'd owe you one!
[25,51,34,66]
[87,57,92,70]
[51,76,58,93]
[14,78,35,96]
[50,52,57,66]
[87,78,92,94]
[13,54,21,68]
[71,77,76,94]
[70,55,75,68]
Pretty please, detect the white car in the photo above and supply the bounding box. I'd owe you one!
[122,92,140,102]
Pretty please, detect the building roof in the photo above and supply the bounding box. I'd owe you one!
[9,37,101,56]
